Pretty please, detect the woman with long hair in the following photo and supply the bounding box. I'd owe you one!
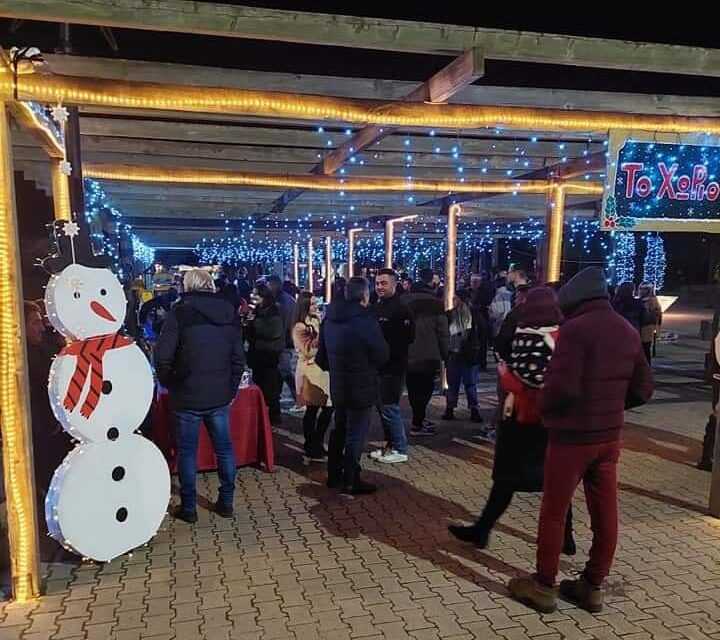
[638,283,662,362]
[443,291,483,422]
[449,287,576,554]
[293,291,333,461]
[246,283,285,425]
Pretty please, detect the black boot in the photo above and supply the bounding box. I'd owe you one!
[442,408,455,421]
[470,408,483,423]
[342,477,378,495]
[699,414,716,471]
[448,524,490,548]
[562,530,577,556]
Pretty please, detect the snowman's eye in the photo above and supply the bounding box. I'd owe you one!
[100,289,107,296]
[73,292,81,300]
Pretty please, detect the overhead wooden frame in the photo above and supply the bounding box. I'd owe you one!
[3,1,720,76]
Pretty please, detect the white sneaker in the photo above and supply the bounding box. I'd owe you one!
[377,450,409,464]
[369,448,385,460]
[286,405,305,414]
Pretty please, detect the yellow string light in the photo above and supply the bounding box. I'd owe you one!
[82,163,603,196]
[3,71,720,134]
[0,102,40,603]
[50,162,71,221]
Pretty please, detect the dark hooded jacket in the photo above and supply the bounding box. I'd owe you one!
[541,267,654,444]
[316,300,389,409]
[155,291,245,410]
[405,282,449,372]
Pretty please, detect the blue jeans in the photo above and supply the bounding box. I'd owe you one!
[175,405,236,512]
[447,355,479,409]
[378,404,408,453]
[342,407,372,485]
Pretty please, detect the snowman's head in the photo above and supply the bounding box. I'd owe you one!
[46,264,126,340]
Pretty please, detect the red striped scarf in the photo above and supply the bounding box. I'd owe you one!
[60,333,133,418]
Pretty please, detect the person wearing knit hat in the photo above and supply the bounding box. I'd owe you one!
[508,267,653,614]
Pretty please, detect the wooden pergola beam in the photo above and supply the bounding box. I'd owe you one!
[270,47,484,214]
[43,55,720,117]
[418,151,607,208]
[4,2,720,76]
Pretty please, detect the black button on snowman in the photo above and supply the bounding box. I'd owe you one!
[43,220,170,562]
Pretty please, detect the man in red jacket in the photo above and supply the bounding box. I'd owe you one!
[509,267,653,614]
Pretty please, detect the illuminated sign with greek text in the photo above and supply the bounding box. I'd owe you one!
[602,134,720,232]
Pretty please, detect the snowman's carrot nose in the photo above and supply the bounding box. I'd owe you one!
[90,300,117,322]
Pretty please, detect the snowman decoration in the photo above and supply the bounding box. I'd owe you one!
[43,219,170,562]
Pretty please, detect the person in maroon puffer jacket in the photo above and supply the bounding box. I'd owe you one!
[509,267,653,615]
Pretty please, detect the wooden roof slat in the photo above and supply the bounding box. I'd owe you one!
[5,2,720,75]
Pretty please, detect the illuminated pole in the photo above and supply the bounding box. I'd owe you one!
[0,103,41,601]
[293,243,299,286]
[347,228,361,277]
[444,204,460,311]
[307,237,314,292]
[385,215,418,269]
[325,236,333,303]
[50,162,71,221]
[544,183,566,283]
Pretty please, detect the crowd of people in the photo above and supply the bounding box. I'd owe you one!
[18,258,664,614]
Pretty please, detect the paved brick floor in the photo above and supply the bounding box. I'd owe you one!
[2,324,720,640]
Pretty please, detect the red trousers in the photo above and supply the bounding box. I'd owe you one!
[537,440,621,587]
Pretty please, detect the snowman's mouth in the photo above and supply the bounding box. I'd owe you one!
[90,301,117,322]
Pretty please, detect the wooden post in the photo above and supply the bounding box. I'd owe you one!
[542,183,566,283]
[324,236,333,303]
[384,219,394,269]
[64,106,85,223]
[348,228,360,278]
[307,237,313,292]
[0,102,41,602]
[710,416,720,517]
[293,243,299,286]
[50,161,71,221]
[444,204,460,311]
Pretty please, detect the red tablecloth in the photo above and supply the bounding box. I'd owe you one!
[153,385,274,472]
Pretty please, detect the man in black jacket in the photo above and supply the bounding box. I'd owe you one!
[371,269,415,463]
[405,269,450,435]
[317,277,389,494]
[155,269,245,523]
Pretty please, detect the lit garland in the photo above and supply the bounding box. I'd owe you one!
[131,234,156,271]
[608,232,637,284]
[83,179,153,279]
[642,233,666,291]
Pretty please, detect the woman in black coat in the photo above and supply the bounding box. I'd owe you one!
[246,284,285,425]
[449,287,576,554]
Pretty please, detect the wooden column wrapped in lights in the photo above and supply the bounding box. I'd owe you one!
[543,183,567,283]
[293,243,300,287]
[307,238,314,292]
[325,236,333,303]
[50,162,71,221]
[384,215,418,269]
[0,102,41,602]
[444,204,461,311]
[347,228,361,278]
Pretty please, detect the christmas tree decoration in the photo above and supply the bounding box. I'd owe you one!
[608,232,636,284]
[643,233,666,291]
